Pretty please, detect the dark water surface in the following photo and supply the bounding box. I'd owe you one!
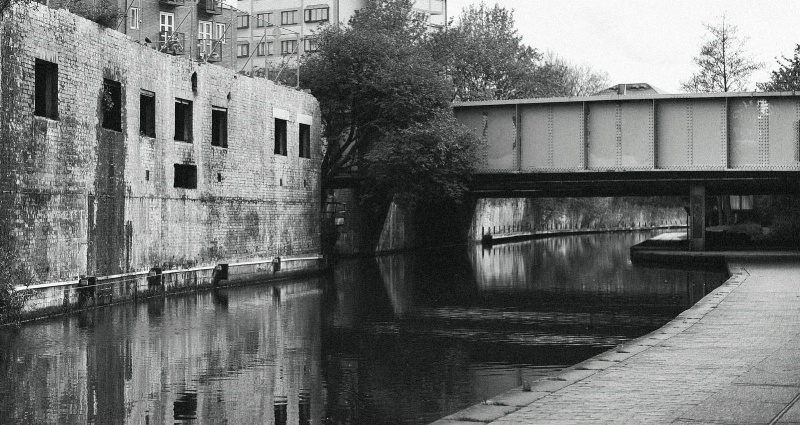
[0,231,726,424]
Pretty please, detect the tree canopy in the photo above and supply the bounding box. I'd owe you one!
[300,0,478,210]
[758,45,800,91]
[680,15,762,93]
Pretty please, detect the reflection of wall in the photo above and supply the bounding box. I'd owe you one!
[471,197,687,240]
[0,280,323,424]
[469,233,721,303]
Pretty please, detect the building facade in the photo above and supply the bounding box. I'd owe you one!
[232,0,447,77]
[1,4,323,312]
[44,0,239,68]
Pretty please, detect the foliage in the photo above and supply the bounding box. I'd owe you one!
[680,15,762,93]
[363,112,482,210]
[0,0,29,20]
[300,0,454,192]
[429,2,540,101]
[535,52,610,97]
[55,0,126,29]
[757,45,800,91]
[0,245,35,325]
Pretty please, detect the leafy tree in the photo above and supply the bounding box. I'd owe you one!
[363,112,482,210]
[429,2,540,101]
[300,0,456,191]
[535,52,609,97]
[680,15,762,92]
[758,45,800,91]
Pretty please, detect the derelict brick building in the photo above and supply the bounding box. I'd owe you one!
[0,4,322,304]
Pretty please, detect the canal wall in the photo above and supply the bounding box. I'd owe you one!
[1,4,323,317]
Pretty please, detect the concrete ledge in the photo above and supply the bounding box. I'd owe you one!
[11,255,324,324]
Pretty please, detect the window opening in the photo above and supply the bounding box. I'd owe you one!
[34,59,58,119]
[281,39,297,55]
[174,164,197,189]
[256,42,266,56]
[140,90,156,137]
[211,107,228,148]
[198,21,212,58]
[303,38,318,53]
[102,79,122,131]
[174,98,193,142]
[237,43,249,58]
[304,7,328,22]
[215,23,227,44]
[237,14,249,28]
[274,118,287,155]
[256,12,272,27]
[281,10,297,25]
[299,123,311,158]
[129,7,140,29]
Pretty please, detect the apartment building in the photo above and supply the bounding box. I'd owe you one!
[44,0,239,68]
[232,0,447,76]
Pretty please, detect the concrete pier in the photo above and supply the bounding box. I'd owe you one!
[433,254,800,424]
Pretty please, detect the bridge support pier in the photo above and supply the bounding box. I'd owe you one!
[689,184,706,251]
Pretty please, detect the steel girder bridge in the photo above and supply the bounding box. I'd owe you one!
[453,92,800,249]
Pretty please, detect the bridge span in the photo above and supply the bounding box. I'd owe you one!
[454,92,800,249]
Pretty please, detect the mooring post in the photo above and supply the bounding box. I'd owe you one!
[689,184,706,251]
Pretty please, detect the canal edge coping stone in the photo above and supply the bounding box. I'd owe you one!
[430,262,748,425]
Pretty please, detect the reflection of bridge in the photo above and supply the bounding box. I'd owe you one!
[454,92,800,249]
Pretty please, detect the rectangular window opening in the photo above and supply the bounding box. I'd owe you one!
[281,10,297,25]
[237,14,249,28]
[211,107,228,148]
[140,90,156,138]
[274,118,287,156]
[34,59,58,119]
[299,123,311,158]
[237,43,249,58]
[174,98,193,142]
[102,79,122,131]
[281,39,297,55]
[173,164,197,189]
[304,7,329,22]
[129,7,140,29]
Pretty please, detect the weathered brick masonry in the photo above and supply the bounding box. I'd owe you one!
[1,4,322,315]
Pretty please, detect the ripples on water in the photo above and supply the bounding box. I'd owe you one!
[0,231,726,424]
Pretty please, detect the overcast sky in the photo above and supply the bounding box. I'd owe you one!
[444,0,800,93]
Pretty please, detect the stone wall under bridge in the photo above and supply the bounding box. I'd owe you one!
[1,4,323,317]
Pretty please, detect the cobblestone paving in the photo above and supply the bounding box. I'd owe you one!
[435,258,800,425]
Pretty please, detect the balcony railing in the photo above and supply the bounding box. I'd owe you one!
[159,31,186,55]
[159,0,186,6]
[201,0,222,15]
[197,39,222,62]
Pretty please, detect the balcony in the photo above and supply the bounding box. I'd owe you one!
[200,0,222,15]
[197,39,222,62]
[159,31,186,56]
[159,0,186,6]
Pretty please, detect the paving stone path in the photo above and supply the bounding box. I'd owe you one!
[433,257,800,424]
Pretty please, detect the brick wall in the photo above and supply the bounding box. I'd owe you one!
[0,4,322,284]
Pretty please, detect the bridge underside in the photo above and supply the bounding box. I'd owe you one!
[471,171,800,198]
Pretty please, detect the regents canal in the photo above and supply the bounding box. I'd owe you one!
[0,231,727,424]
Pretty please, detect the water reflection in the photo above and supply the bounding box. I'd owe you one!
[0,231,726,425]
[0,280,323,424]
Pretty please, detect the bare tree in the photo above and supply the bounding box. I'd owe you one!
[680,15,762,92]
[536,51,609,97]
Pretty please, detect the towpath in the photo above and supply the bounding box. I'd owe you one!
[433,255,800,424]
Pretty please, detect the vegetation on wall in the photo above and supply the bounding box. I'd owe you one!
[0,244,35,325]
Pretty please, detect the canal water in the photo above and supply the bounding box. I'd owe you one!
[0,231,726,424]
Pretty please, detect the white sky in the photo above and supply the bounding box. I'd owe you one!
[444,0,800,93]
